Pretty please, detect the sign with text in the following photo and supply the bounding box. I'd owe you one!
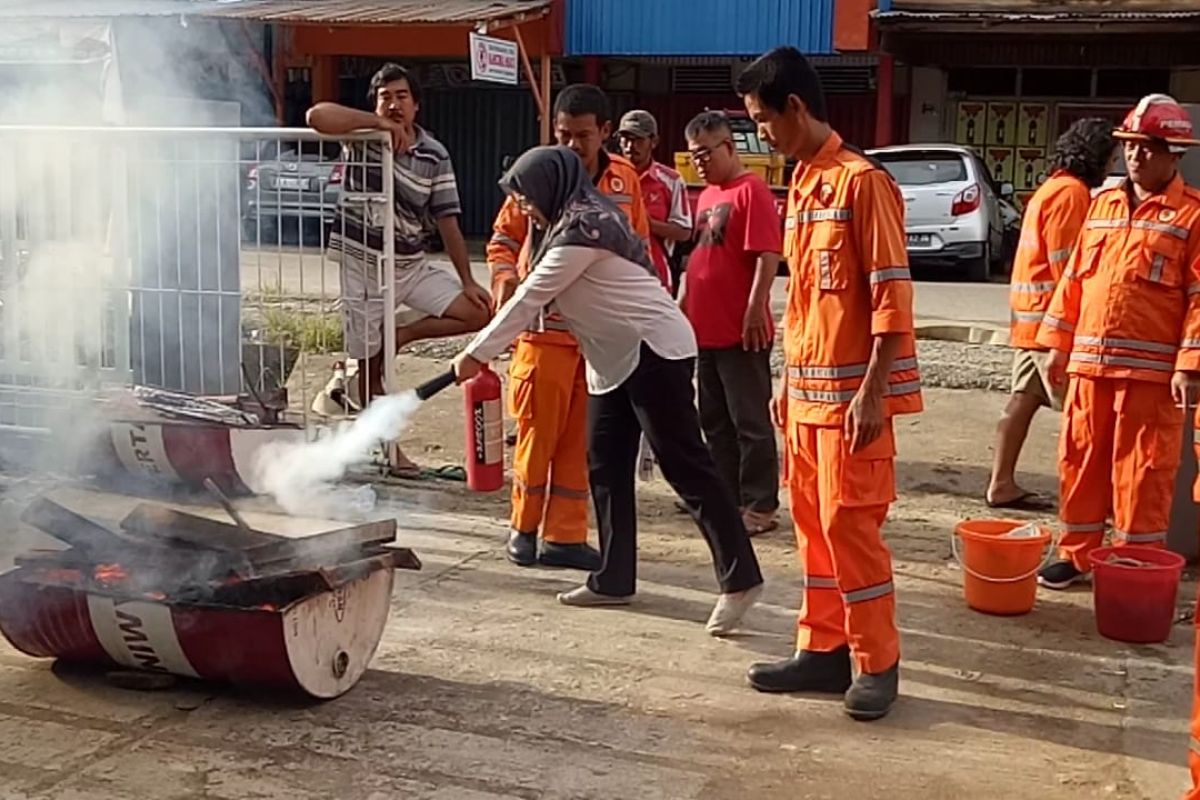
[469,32,519,85]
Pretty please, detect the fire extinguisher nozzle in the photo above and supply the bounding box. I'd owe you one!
[415,368,457,401]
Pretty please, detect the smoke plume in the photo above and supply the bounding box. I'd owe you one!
[248,391,423,519]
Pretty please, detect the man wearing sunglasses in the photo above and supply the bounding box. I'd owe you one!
[681,111,783,539]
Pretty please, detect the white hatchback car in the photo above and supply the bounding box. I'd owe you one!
[867,144,1014,281]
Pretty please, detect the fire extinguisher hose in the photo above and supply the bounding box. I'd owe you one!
[414,368,457,401]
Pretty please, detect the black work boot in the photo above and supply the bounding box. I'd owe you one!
[506,530,538,567]
[747,647,853,694]
[844,662,900,722]
[539,542,602,571]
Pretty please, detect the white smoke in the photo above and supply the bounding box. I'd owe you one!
[248,391,423,519]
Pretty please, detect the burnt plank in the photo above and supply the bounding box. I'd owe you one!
[242,518,396,566]
[120,504,283,552]
[21,498,139,551]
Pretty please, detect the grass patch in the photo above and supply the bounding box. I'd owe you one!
[257,304,344,354]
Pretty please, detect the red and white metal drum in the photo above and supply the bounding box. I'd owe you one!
[0,566,395,699]
[93,421,305,496]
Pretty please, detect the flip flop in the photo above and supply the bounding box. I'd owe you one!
[985,492,1056,512]
[386,464,467,482]
[421,465,468,482]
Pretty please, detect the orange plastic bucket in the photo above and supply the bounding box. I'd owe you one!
[952,519,1053,616]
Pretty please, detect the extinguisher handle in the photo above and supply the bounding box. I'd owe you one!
[415,368,457,401]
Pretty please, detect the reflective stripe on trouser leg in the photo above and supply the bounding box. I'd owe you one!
[1111,378,1180,557]
[540,349,591,545]
[1057,376,1116,570]
[789,424,849,654]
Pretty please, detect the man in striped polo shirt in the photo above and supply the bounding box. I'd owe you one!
[308,63,491,474]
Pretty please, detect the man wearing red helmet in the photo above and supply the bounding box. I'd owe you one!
[1037,92,1200,587]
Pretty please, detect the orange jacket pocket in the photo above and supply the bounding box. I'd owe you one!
[838,426,897,507]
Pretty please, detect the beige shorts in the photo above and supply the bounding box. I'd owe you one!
[1011,348,1064,411]
[335,250,462,359]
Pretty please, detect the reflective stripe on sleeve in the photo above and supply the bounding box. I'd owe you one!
[869,267,912,285]
[1042,315,1076,332]
[1011,281,1057,294]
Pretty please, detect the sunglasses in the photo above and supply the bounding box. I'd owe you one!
[688,139,733,165]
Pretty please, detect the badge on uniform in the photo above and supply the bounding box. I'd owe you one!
[819,182,835,206]
[611,176,625,193]
[1160,208,1177,223]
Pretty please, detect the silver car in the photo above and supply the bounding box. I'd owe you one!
[868,144,1014,281]
[242,140,344,245]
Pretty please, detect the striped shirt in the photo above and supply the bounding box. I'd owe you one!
[329,126,461,260]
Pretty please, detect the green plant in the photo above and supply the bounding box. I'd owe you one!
[258,305,344,354]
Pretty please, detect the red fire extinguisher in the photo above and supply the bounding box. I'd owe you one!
[463,364,504,492]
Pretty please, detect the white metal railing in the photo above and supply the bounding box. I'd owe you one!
[0,126,396,436]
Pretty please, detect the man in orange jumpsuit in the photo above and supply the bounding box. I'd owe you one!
[987,119,1114,510]
[487,84,650,571]
[1037,93,1200,590]
[737,47,922,721]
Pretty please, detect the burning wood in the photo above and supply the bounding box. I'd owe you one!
[2,481,417,700]
[9,495,420,610]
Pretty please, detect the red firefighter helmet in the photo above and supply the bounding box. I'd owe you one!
[1114,94,1200,153]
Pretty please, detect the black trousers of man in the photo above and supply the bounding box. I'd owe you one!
[586,344,763,598]
[697,346,780,515]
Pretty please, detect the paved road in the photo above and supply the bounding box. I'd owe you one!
[241,245,1013,331]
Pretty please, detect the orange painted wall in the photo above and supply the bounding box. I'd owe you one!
[834,0,873,52]
[290,16,559,59]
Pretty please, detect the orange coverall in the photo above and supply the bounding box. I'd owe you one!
[1190,408,1200,800]
[782,132,922,675]
[1038,175,1200,571]
[487,152,650,545]
[1009,171,1091,349]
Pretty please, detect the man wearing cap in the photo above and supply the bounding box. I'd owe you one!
[1037,93,1200,590]
[618,110,693,292]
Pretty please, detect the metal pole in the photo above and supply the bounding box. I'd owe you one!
[381,145,397,396]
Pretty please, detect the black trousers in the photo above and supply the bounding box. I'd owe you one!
[586,344,764,597]
[697,346,780,514]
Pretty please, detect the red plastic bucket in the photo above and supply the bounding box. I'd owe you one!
[952,519,1053,616]
[1087,546,1185,644]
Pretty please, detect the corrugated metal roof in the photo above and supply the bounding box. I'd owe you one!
[566,0,834,56]
[875,9,1200,23]
[187,0,552,25]
[0,0,552,24]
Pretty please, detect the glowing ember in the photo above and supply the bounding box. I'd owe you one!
[94,564,129,584]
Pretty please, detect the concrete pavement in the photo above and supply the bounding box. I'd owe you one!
[240,246,1013,336]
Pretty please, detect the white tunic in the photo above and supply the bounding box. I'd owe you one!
[466,245,698,394]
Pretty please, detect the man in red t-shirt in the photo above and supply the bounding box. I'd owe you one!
[682,110,783,535]
[618,110,693,293]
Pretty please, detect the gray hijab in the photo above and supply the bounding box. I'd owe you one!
[499,145,654,276]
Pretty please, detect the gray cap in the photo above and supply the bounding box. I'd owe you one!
[618,109,658,138]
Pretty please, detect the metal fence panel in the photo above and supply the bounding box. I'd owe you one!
[0,126,395,437]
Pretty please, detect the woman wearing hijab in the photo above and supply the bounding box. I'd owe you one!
[452,146,764,634]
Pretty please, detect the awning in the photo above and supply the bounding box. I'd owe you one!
[873,7,1200,33]
[188,0,552,26]
[0,0,553,26]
